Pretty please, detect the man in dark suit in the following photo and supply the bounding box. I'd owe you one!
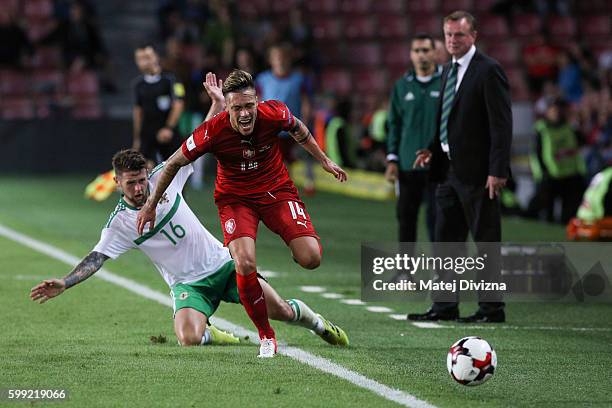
[409,11,512,323]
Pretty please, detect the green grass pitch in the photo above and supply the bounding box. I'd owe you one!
[1,175,611,407]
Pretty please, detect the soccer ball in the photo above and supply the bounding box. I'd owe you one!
[447,336,497,386]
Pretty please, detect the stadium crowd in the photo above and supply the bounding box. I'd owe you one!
[1,0,610,223]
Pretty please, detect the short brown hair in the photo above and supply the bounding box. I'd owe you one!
[222,69,255,95]
[444,10,477,32]
[112,149,146,175]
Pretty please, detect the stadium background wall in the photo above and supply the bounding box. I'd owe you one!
[0,120,131,173]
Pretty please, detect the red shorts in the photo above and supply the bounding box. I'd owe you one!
[216,185,319,246]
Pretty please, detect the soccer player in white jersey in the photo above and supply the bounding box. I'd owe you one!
[30,148,348,356]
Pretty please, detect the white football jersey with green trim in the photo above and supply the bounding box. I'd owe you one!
[93,163,232,287]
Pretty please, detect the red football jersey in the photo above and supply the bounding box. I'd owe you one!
[182,100,297,199]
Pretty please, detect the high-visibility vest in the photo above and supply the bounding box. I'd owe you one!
[531,120,585,181]
[325,116,345,165]
[577,167,612,222]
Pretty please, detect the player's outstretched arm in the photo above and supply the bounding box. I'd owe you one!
[30,251,109,304]
[203,72,225,121]
[136,149,191,235]
[289,118,348,182]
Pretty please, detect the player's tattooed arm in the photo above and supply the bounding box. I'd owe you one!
[63,251,109,289]
[289,117,313,146]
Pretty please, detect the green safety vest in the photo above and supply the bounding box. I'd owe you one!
[325,116,345,166]
[577,167,612,222]
[530,120,585,181]
[369,109,388,143]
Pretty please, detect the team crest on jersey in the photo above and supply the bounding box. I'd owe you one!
[158,192,169,205]
[225,218,236,234]
[179,292,189,300]
[243,148,256,159]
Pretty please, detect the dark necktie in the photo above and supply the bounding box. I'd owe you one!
[439,62,460,147]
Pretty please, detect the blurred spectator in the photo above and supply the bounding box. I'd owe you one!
[132,45,185,166]
[523,32,558,95]
[39,1,115,91]
[256,43,312,158]
[534,80,562,117]
[557,49,582,103]
[201,0,235,68]
[434,38,450,65]
[0,9,33,69]
[234,47,259,76]
[358,95,388,172]
[40,1,106,71]
[325,97,355,169]
[526,99,586,223]
[283,7,314,69]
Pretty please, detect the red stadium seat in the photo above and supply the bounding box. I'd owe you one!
[72,98,102,119]
[346,43,381,66]
[344,16,376,40]
[33,46,62,69]
[406,0,440,14]
[377,15,409,39]
[270,0,298,15]
[370,0,404,14]
[472,0,497,13]
[32,69,64,95]
[237,0,269,17]
[24,0,53,20]
[317,44,346,66]
[440,0,474,15]
[548,16,576,39]
[504,67,530,100]
[339,0,370,15]
[1,98,35,119]
[321,69,352,95]
[411,15,442,36]
[486,42,519,68]
[478,15,509,38]
[0,70,30,96]
[66,71,99,96]
[580,16,611,37]
[514,14,541,37]
[382,42,411,70]
[0,0,18,14]
[305,0,339,14]
[353,69,388,94]
[26,20,55,42]
[312,18,343,41]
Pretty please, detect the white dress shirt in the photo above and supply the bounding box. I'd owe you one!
[453,44,476,92]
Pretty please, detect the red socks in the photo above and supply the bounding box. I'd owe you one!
[236,271,275,340]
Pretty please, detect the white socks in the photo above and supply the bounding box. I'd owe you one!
[200,328,211,345]
[286,299,324,334]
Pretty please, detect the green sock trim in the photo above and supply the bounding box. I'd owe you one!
[287,299,301,322]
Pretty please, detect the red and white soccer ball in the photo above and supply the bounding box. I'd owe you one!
[447,336,497,386]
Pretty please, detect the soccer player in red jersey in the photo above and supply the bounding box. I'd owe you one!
[136,69,347,357]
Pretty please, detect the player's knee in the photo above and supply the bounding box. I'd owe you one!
[297,251,321,270]
[176,328,202,346]
[234,255,257,274]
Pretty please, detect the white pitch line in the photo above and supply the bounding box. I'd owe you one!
[411,322,445,329]
[389,314,407,321]
[366,306,394,313]
[257,269,280,278]
[340,299,367,305]
[0,223,436,408]
[299,285,326,293]
[321,292,344,299]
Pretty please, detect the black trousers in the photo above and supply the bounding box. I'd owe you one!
[525,175,585,224]
[432,165,504,314]
[397,170,436,244]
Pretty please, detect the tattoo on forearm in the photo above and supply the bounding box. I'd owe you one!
[290,119,312,145]
[63,251,109,289]
[150,153,182,205]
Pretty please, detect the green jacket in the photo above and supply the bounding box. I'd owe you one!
[387,68,442,172]
[577,167,612,222]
